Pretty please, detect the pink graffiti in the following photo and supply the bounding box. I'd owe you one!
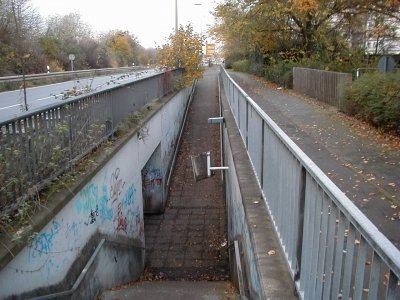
[115,203,127,233]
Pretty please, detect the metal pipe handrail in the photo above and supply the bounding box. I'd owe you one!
[0,66,145,83]
[234,241,248,300]
[28,238,145,300]
[166,79,197,188]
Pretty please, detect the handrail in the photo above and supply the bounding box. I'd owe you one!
[234,241,248,300]
[28,239,145,300]
[227,240,248,300]
[166,79,197,188]
[0,66,144,83]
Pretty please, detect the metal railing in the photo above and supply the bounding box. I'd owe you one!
[0,66,144,83]
[0,69,182,212]
[28,238,145,300]
[220,66,400,300]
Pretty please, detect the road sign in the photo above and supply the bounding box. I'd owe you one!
[378,56,396,73]
[205,43,215,56]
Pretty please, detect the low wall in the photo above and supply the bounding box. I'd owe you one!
[220,77,297,299]
[0,87,192,299]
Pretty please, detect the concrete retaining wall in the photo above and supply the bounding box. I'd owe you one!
[221,79,298,299]
[0,87,191,299]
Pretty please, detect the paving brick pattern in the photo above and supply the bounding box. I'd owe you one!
[144,67,229,281]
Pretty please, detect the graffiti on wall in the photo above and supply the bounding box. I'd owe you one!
[0,89,191,297]
[142,167,162,188]
[21,167,142,278]
[29,220,61,259]
[110,168,125,203]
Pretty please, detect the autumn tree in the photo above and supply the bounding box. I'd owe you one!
[134,46,158,66]
[157,24,203,87]
[97,30,140,67]
[0,0,43,75]
[41,13,93,70]
[213,0,400,66]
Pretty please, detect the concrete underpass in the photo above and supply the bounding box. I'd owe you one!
[1,64,399,299]
[100,67,240,299]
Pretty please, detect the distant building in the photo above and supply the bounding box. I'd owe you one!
[335,10,400,55]
[363,13,400,55]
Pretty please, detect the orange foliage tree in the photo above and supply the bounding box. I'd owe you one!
[213,0,400,60]
[157,24,204,87]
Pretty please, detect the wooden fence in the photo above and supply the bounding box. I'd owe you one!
[293,67,352,109]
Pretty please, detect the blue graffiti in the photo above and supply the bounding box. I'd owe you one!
[29,220,61,259]
[98,178,113,221]
[122,185,136,207]
[66,221,80,239]
[142,167,162,189]
[75,183,98,214]
[75,175,113,222]
[145,168,162,181]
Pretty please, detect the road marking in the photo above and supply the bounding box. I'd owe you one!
[0,70,158,112]
[33,95,62,102]
[0,103,20,110]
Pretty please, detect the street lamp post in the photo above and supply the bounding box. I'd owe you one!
[194,3,202,35]
[175,0,178,34]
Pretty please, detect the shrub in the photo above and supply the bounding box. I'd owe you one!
[232,59,251,72]
[264,60,297,87]
[249,63,264,77]
[342,72,400,133]
[224,51,247,69]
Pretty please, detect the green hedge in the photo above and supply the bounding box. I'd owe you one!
[232,59,251,72]
[342,72,400,133]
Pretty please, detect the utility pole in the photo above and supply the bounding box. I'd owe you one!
[12,1,28,111]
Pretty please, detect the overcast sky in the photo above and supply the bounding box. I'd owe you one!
[30,0,217,48]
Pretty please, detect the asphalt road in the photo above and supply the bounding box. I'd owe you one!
[0,69,160,123]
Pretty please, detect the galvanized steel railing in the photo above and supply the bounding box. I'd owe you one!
[0,66,143,83]
[220,67,400,300]
[0,69,182,212]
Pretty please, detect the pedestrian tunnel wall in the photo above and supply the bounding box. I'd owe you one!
[220,77,299,299]
[0,86,193,299]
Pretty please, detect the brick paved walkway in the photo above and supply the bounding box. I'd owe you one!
[143,67,229,280]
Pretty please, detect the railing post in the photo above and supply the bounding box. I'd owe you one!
[295,166,306,281]
[68,114,74,171]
